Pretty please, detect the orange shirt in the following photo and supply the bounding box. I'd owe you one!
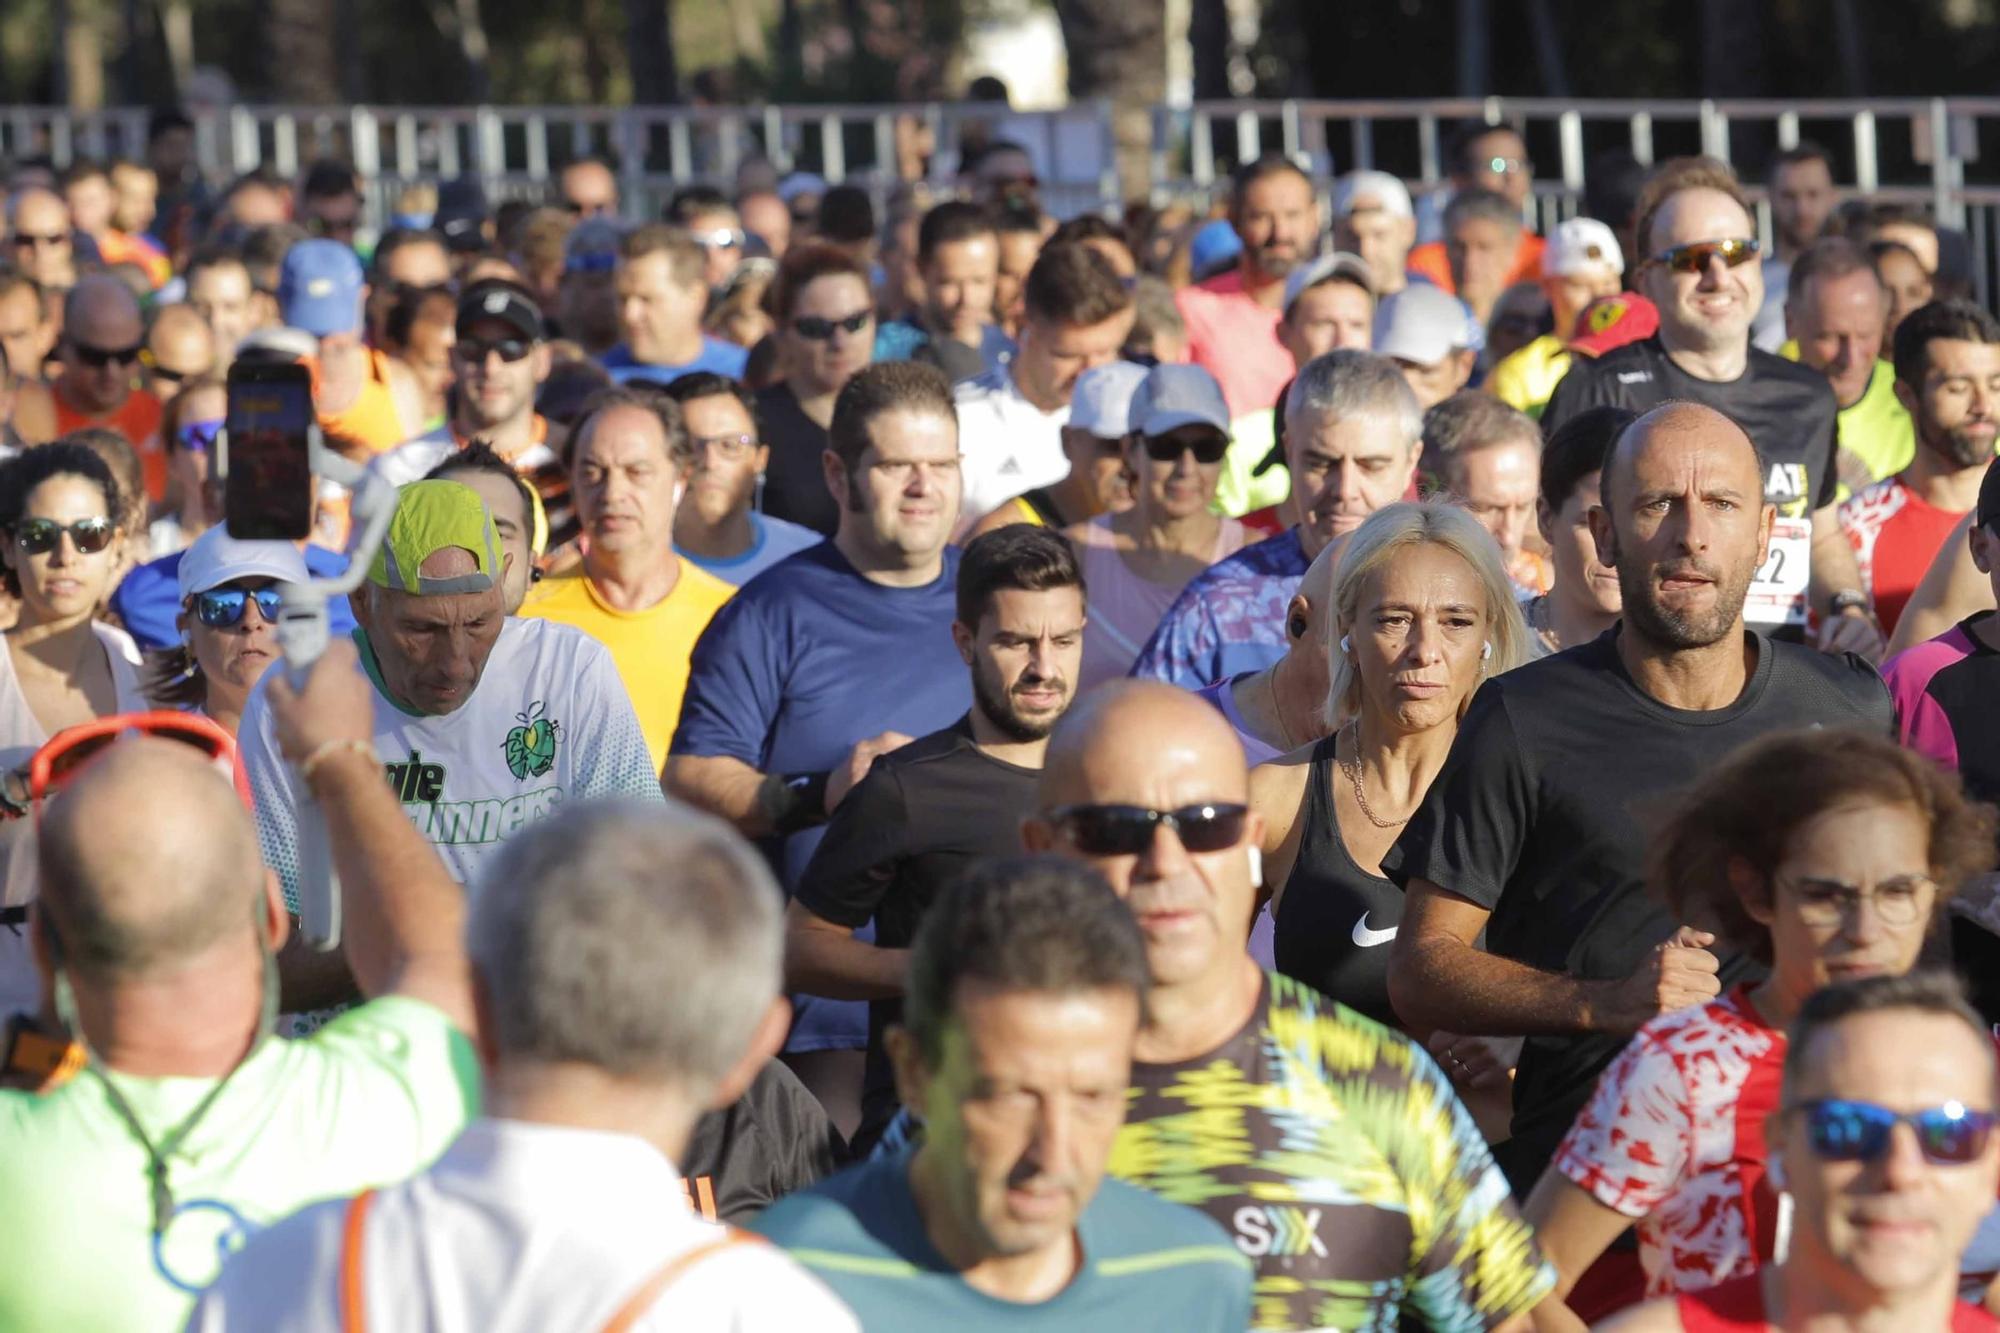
[52,382,167,501]
[1406,232,1547,297]
[303,352,407,456]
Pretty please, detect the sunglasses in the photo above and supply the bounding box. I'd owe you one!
[456,337,532,364]
[192,586,284,628]
[694,227,746,251]
[792,310,872,341]
[1143,433,1230,465]
[1047,802,1249,856]
[70,340,144,369]
[1650,237,1761,274]
[1483,156,1532,177]
[13,517,115,556]
[177,419,222,454]
[1793,1098,1998,1166]
[30,711,246,827]
[10,232,67,250]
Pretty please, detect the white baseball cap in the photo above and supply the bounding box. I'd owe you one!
[1373,284,1483,367]
[1068,362,1150,438]
[1282,251,1375,315]
[1543,217,1625,278]
[1332,170,1414,220]
[177,525,310,603]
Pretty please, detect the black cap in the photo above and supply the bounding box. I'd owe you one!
[1978,455,2000,530]
[434,179,490,252]
[457,278,544,342]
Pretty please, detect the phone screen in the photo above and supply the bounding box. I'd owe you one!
[224,366,315,541]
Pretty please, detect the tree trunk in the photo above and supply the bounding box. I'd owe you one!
[159,0,195,100]
[1057,0,1167,200]
[728,0,767,66]
[262,0,340,103]
[61,0,106,110]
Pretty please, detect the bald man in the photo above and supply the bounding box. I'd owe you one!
[145,302,216,403]
[1022,681,1555,1333]
[7,187,78,292]
[1388,401,1894,1195]
[0,643,480,1331]
[11,274,169,500]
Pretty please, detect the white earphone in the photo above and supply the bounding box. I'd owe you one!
[1482,640,1493,661]
[1247,845,1263,885]
[1339,635,1351,654]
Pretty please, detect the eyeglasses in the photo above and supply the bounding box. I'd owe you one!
[1484,156,1532,177]
[456,337,532,364]
[792,310,872,341]
[1791,1098,1997,1166]
[191,586,284,629]
[176,419,222,454]
[1047,802,1250,856]
[1649,237,1761,274]
[692,432,758,460]
[9,232,68,250]
[693,227,746,251]
[1143,432,1230,465]
[70,340,144,369]
[1777,873,1933,928]
[13,517,115,556]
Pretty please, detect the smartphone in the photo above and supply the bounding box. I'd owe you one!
[224,360,315,542]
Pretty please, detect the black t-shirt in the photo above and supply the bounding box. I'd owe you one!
[793,716,1041,1142]
[1274,733,1406,1026]
[681,1057,847,1224]
[1543,336,1840,633]
[754,382,840,538]
[1388,627,1892,1189]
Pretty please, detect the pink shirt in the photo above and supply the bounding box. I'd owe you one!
[1175,269,1292,419]
[1073,514,1248,692]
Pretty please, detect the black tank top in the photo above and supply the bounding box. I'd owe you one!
[1273,732,1407,1026]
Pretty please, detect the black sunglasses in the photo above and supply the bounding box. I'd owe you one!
[13,517,115,556]
[456,337,532,364]
[1048,802,1249,856]
[71,340,144,369]
[191,587,284,629]
[1793,1098,1997,1166]
[1142,433,1230,465]
[792,311,871,341]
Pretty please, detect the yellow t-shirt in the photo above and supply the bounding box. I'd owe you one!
[522,558,736,773]
[1486,334,1573,420]
[1778,342,1916,487]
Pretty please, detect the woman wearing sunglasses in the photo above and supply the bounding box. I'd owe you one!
[1521,727,1996,1321]
[141,525,305,738]
[1067,363,1247,691]
[148,373,224,558]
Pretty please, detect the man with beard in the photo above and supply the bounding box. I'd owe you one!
[1387,401,1894,1194]
[1544,157,1883,661]
[785,525,1086,1153]
[1177,156,1320,421]
[1839,300,2000,638]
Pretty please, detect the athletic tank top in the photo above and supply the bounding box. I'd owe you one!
[1272,731,1407,1025]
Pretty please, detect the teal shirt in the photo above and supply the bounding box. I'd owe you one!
[754,1144,1253,1330]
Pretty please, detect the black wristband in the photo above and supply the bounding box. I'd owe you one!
[758,770,830,835]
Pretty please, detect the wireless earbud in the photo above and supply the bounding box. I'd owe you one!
[1481,641,1493,661]
[1339,635,1352,655]
[1247,845,1263,885]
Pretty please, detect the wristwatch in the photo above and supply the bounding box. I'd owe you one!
[1828,589,1873,618]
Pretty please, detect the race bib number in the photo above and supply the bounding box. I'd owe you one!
[1743,515,1811,627]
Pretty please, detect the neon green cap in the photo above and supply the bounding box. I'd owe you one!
[367,479,501,595]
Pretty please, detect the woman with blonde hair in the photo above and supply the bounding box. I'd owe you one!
[1250,498,1532,1029]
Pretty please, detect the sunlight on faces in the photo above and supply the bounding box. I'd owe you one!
[561,161,618,218]
[1129,425,1225,522]
[1394,352,1476,413]
[381,238,453,291]
[1744,801,1936,1005]
[1451,439,1540,562]
[63,175,113,237]
[146,307,215,399]
[780,273,876,400]
[1541,470,1622,617]
[453,315,546,431]
[7,475,118,622]
[0,284,51,380]
[685,208,744,290]
[1875,249,1934,348]
[995,232,1040,331]
[1774,1010,2000,1299]
[181,575,281,695]
[1234,172,1318,282]
[1345,542,1491,734]
[1904,338,2000,469]
[956,585,1085,743]
[1059,426,1133,513]
[1282,282,1374,366]
[1447,215,1521,310]
[62,282,143,414]
[923,235,1000,344]
[1590,408,1772,650]
[1338,206,1417,296]
[1465,129,1532,208]
[894,983,1138,1261]
[1285,407,1420,548]
[831,406,963,562]
[681,391,767,527]
[1875,223,1940,277]
[616,251,707,365]
[1546,266,1622,341]
[11,191,73,287]
[1017,308,1133,411]
[355,546,506,716]
[1774,158,1837,251]
[1640,188,1763,356]
[1793,268,1887,409]
[187,263,254,360]
[437,468,533,615]
[573,403,684,560]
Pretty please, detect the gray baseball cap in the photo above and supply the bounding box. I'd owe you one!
[1129,363,1232,438]
[1373,284,1484,367]
[1283,250,1375,315]
[1068,362,1150,437]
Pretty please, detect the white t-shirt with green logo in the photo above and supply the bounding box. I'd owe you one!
[242,617,661,910]
[0,996,477,1331]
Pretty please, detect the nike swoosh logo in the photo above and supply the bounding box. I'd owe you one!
[1351,914,1398,948]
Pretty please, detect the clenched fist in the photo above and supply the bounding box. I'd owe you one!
[1596,926,1721,1036]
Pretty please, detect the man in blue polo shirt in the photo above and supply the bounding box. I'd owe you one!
[668,361,973,1133]
[599,225,748,385]
[754,857,1252,1329]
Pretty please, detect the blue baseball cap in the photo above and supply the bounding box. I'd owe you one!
[1189,219,1243,281]
[1129,364,1232,438]
[278,239,365,338]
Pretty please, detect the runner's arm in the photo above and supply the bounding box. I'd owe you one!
[1810,501,1885,659]
[784,901,909,999]
[1521,1173,1640,1301]
[666,752,780,837]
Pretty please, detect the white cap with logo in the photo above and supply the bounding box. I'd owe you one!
[1331,170,1414,220]
[1542,217,1625,278]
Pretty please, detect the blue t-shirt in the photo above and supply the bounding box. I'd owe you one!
[599,336,749,386]
[673,541,970,1051]
[1130,526,1310,690]
[754,1144,1252,1331]
[112,544,356,652]
[675,512,824,588]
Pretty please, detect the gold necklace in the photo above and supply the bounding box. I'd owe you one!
[1264,667,1301,752]
[1340,720,1411,828]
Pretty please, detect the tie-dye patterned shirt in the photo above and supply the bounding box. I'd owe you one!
[1129,527,1311,689]
[1109,972,1553,1332]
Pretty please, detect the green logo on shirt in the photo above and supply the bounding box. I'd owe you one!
[503,701,561,779]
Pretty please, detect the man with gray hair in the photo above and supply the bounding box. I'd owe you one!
[192,726,857,1326]
[1132,348,1422,689]
[1423,390,1549,595]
